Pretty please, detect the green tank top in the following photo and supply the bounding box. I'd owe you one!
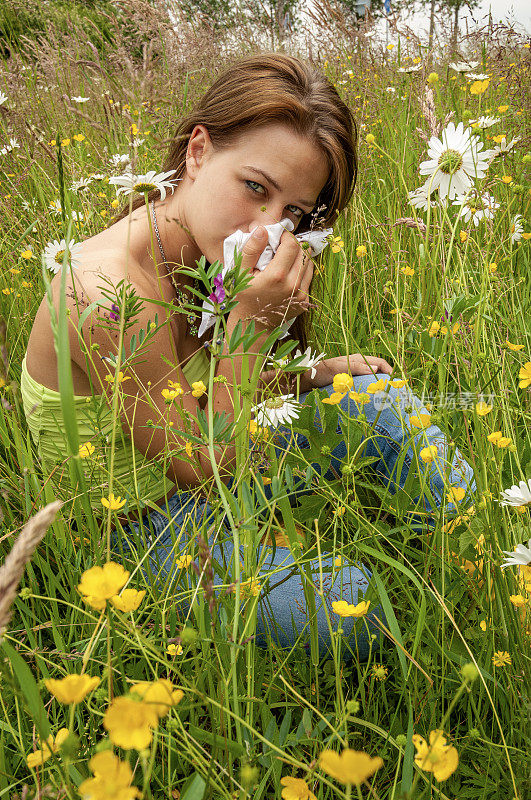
[20,347,211,509]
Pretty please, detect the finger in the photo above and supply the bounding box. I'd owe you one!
[288,256,311,294]
[274,233,301,271]
[376,359,394,374]
[285,255,306,298]
[240,226,269,272]
[353,357,382,374]
[373,362,393,375]
[293,247,314,294]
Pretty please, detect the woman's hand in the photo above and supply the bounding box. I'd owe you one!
[232,226,313,329]
[307,354,393,390]
[259,353,393,396]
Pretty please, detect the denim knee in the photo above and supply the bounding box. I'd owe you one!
[317,375,476,515]
[252,552,385,661]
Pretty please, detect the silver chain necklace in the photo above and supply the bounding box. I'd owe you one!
[150,200,199,336]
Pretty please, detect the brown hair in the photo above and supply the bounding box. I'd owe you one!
[110,52,358,352]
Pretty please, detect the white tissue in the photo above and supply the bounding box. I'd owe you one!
[197,218,334,338]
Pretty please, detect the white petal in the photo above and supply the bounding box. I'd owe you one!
[419,159,439,173]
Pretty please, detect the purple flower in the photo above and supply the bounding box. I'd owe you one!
[109,303,120,322]
[208,272,225,305]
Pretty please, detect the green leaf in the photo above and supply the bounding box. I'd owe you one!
[240,480,256,518]
[76,300,101,335]
[186,724,244,759]
[401,701,414,793]
[228,318,243,352]
[180,771,207,800]
[1,641,50,741]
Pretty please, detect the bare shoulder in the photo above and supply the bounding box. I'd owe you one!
[26,236,175,392]
[65,247,175,362]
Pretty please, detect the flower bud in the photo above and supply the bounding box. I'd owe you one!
[59,732,80,759]
[461,662,479,683]
[180,626,198,646]
[240,765,259,787]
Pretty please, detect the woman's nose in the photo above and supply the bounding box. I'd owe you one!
[248,210,294,234]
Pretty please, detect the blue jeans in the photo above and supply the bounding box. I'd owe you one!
[113,374,476,661]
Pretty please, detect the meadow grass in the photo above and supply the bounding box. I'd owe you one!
[0,6,529,800]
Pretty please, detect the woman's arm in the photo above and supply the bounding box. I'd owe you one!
[259,353,394,398]
[258,367,313,396]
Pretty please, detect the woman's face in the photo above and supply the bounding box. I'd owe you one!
[179,123,330,266]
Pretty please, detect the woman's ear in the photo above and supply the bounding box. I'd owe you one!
[186,125,213,179]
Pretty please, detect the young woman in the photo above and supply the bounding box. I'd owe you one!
[21,53,475,660]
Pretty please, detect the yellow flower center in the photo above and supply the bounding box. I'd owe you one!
[266,398,286,409]
[133,181,156,193]
[438,149,464,175]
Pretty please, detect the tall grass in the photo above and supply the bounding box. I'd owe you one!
[0,3,529,799]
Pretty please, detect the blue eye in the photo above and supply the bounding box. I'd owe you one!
[245,180,303,218]
[246,180,265,197]
[287,205,304,218]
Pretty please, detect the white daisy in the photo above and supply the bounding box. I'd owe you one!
[49,199,62,214]
[510,214,524,243]
[418,121,492,201]
[469,116,500,129]
[465,72,490,80]
[490,136,521,157]
[88,173,106,180]
[452,192,499,226]
[109,153,130,169]
[70,177,92,193]
[407,181,440,211]
[71,96,90,103]
[500,539,531,569]
[499,478,531,508]
[0,91,8,106]
[449,60,479,72]
[0,137,20,155]
[109,169,179,202]
[43,239,83,274]
[285,347,326,379]
[251,394,301,428]
[398,64,422,73]
[131,137,145,147]
[385,87,397,93]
